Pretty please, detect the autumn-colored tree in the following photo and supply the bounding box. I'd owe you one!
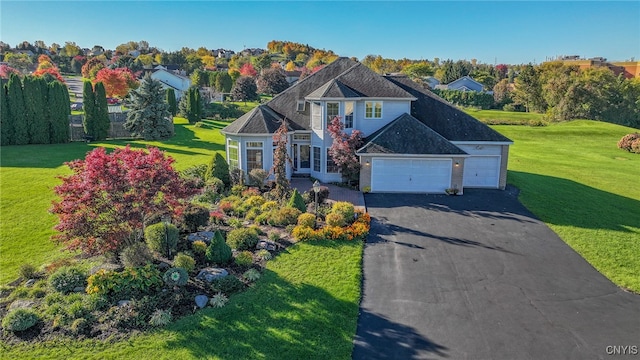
[285,61,296,71]
[81,57,105,80]
[71,55,86,74]
[50,146,199,256]
[270,121,291,199]
[0,64,20,79]
[33,67,65,83]
[239,63,257,77]
[94,67,139,98]
[327,116,363,184]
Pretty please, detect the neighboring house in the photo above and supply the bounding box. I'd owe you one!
[435,76,485,93]
[150,68,191,99]
[89,45,105,56]
[423,76,440,89]
[284,70,302,85]
[221,57,512,194]
[128,50,141,58]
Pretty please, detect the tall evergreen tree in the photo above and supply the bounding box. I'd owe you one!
[0,83,10,146]
[7,73,28,145]
[178,87,203,123]
[124,74,173,140]
[48,82,70,143]
[93,82,110,140]
[24,76,49,144]
[166,88,177,116]
[82,80,96,138]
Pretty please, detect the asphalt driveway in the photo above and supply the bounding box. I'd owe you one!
[353,189,640,359]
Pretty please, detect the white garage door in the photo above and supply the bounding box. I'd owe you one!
[371,158,452,193]
[463,156,500,188]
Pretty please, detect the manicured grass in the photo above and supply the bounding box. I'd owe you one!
[494,120,640,292]
[464,108,546,125]
[1,240,363,359]
[0,118,226,284]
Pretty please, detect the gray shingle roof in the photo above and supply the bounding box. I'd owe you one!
[306,79,363,99]
[384,75,512,143]
[357,113,467,155]
[221,105,297,134]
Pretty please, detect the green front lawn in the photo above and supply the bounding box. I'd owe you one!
[2,240,363,359]
[0,118,225,284]
[495,120,640,292]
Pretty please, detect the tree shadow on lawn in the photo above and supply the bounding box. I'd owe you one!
[508,171,639,232]
[162,269,357,359]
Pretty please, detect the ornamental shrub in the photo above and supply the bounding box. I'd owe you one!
[192,240,207,255]
[226,228,259,250]
[19,264,38,279]
[242,187,261,197]
[292,225,320,242]
[2,309,40,332]
[245,207,261,221]
[86,264,162,300]
[632,139,640,154]
[325,212,345,227]
[297,213,316,228]
[257,249,272,261]
[163,268,189,287]
[205,152,230,187]
[49,266,87,294]
[205,230,232,264]
[211,276,244,295]
[288,189,306,213]
[181,203,210,232]
[331,201,355,225]
[243,268,261,282]
[317,186,330,203]
[617,133,640,152]
[234,251,254,267]
[209,292,228,308]
[70,317,90,335]
[269,206,302,227]
[248,168,269,188]
[119,242,154,268]
[149,309,172,327]
[145,222,179,258]
[244,195,266,208]
[261,201,278,212]
[173,252,196,272]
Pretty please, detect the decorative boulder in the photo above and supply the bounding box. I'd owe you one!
[118,300,131,307]
[195,295,209,309]
[195,268,228,283]
[257,240,278,251]
[24,279,36,287]
[187,231,216,244]
[8,300,36,311]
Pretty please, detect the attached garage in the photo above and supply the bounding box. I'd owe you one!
[371,158,452,193]
[463,156,500,188]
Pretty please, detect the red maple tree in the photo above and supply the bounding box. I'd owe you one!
[50,146,199,255]
[33,55,65,83]
[327,116,363,184]
[239,63,257,77]
[94,67,139,98]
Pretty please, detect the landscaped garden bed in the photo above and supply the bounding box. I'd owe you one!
[0,147,370,345]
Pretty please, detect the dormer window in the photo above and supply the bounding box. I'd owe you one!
[296,100,305,112]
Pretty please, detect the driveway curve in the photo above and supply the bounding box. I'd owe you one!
[353,189,639,359]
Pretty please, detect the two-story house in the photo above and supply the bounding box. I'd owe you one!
[221,57,512,194]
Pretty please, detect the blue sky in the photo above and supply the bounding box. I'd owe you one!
[1,1,638,64]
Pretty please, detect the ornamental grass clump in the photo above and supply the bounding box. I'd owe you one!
[48,266,87,294]
[209,292,228,308]
[243,268,261,282]
[149,309,172,327]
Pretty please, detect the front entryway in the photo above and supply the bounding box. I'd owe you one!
[293,144,310,175]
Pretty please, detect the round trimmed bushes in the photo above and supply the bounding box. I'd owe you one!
[234,251,254,267]
[173,252,196,272]
[330,202,355,225]
[617,133,640,152]
[297,213,316,228]
[48,266,87,294]
[2,309,40,332]
[145,222,179,258]
[226,228,259,250]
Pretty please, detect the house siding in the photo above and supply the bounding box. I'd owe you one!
[499,145,509,190]
[150,70,191,99]
[356,100,412,137]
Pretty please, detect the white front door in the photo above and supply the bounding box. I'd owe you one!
[293,144,311,174]
[371,158,452,193]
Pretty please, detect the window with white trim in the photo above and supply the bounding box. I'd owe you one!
[312,102,322,130]
[313,146,321,172]
[326,102,339,123]
[227,139,239,169]
[246,141,263,171]
[327,149,339,173]
[344,101,354,128]
[365,101,382,119]
[293,134,311,141]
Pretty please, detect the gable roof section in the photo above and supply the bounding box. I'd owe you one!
[306,79,363,99]
[221,105,303,135]
[357,113,467,155]
[384,75,512,143]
